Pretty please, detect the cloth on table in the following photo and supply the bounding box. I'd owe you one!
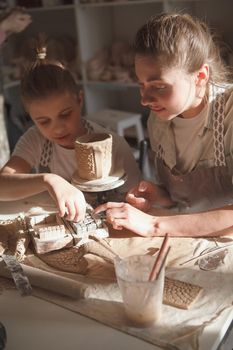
[1,216,233,350]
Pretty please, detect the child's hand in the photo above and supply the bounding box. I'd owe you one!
[44,174,86,222]
[0,8,32,35]
[94,202,156,237]
[126,180,158,212]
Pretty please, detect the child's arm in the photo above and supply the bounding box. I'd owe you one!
[0,156,86,222]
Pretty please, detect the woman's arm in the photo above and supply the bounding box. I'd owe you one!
[154,205,233,237]
[94,201,233,237]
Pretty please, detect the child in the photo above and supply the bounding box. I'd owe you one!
[95,13,233,237]
[0,45,141,222]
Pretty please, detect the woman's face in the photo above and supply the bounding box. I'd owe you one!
[26,91,84,149]
[135,55,204,120]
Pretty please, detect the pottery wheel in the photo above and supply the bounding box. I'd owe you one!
[71,169,127,192]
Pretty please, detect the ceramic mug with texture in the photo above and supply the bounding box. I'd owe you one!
[74,133,113,181]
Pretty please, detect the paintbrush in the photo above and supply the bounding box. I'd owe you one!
[149,233,170,282]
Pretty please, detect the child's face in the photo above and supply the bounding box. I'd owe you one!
[26,91,84,149]
[135,55,203,120]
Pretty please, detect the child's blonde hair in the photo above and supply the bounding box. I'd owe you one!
[133,13,230,84]
[20,39,78,107]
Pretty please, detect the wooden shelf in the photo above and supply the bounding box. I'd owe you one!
[79,0,208,8]
[79,0,164,8]
[86,80,139,90]
[3,80,20,90]
[26,4,74,12]
[4,0,228,120]
[3,79,83,90]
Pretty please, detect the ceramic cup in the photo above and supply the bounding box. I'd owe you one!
[114,254,165,328]
[74,133,113,181]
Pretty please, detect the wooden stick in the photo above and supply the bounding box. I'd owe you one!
[89,235,121,259]
[156,246,171,280]
[148,233,170,282]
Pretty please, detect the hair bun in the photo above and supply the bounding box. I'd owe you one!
[37,47,47,60]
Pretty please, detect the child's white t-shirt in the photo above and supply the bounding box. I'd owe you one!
[12,120,141,191]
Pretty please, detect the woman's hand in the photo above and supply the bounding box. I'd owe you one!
[126,180,175,211]
[44,174,86,222]
[94,201,157,237]
[126,180,159,212]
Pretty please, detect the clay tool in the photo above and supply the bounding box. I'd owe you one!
[89,235,122,259]
[179,241,233,266]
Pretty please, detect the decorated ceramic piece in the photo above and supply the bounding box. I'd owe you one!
[74,133,113,181]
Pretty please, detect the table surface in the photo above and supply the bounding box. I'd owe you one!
[0,193,233,350]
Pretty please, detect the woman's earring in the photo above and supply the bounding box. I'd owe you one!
[198,72,205,80]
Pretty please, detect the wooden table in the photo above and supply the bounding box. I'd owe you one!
[0,193,233,350]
